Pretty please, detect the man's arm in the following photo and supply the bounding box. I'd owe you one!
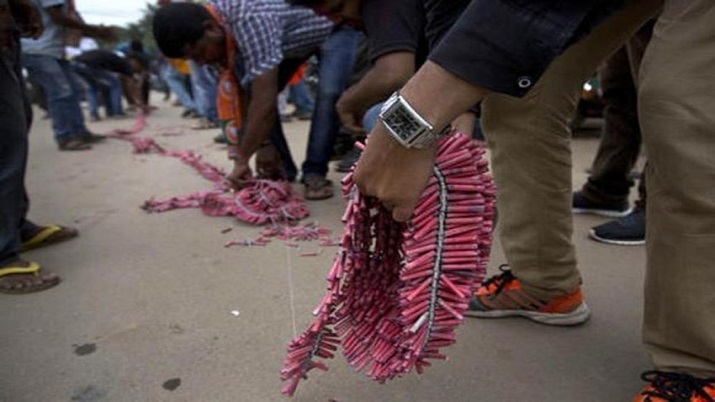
[353,61,489,221]
[226,66,280,188]
[353,0,625,221]
[336,51,415,133]
[45,5,114,40]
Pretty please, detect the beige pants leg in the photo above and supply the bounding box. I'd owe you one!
[638,0,715,377]
[480,0,661,300]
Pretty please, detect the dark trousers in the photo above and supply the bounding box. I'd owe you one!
[581,21,654,205]
[0,45,31,265]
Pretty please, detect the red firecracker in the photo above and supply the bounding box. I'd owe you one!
[280,132,495,396]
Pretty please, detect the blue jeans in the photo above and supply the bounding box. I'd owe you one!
[301,26,363,179]
[71,62,124,117]
[21,54,87,142]
[190,61,218,124]
[289,79,314,114]
[0,47,30,265]
[160,63,197,111]
[363,103,382,132]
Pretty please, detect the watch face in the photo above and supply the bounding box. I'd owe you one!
[382,102,422,141]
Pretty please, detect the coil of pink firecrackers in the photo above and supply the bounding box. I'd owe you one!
[106,114,310,225]
[280,132,496,396]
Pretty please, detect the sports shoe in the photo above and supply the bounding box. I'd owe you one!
[573,190,632,217]
[466,266,591,326]
[634,371,715,401]
[589,205,645,246]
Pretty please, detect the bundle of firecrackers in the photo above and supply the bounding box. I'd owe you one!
[138,152,308,225]
[106,115,310,225]
[279,132,496,396]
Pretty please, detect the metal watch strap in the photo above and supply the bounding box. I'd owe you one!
[379,92,451,149]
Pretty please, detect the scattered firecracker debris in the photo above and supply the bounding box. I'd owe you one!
[280,133,496,396]
[299,249,323,257]
[224,236,272,248]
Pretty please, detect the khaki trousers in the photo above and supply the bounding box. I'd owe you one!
[639,0,715,377]
[480,0,662,300]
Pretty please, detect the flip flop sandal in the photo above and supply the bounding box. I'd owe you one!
[0,261,60,294]
[21,225,79,252]
[304,178,334,200]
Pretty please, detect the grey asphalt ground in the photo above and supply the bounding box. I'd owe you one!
[0,101,647,402]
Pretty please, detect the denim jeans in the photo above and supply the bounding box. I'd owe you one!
[190,61,219,124]
[363,103,382,132]
[301,26,363,179]
[71,62,124,118]
[288,79,314,114]
[0,47,30,265]
[160,63,197,111]
[21,54,87,142]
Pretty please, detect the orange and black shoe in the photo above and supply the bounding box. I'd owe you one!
[465,266,591,326]
[634,371,715,401]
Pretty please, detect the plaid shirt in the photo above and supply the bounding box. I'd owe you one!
[210,0,333,87]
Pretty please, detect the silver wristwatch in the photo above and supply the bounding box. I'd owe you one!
[378,91,451,149]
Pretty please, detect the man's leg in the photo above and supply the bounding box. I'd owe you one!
[21,54,84,146]
[638,0,715,379]
[474,0,661,317]
[71,62,101,119]
[93,70,124,117]
[577,22,654,216]
[58,60,90,135]
[190,61,219,125]
[578,50,641,212]
[0,50,29,267]
[289,80,314,117]
[301,26,362,183]
[0,46,60,293]
[161,64,197,113]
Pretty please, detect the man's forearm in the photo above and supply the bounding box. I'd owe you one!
[338,52,415,114]
[237,98,277,162]
[396,61,490,135]
[237,68,280,162]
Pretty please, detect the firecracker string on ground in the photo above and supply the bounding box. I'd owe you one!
[107,115,312,226]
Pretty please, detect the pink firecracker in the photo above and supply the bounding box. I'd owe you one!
[279,132,496,396]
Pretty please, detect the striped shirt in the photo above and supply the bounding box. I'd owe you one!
[210,0,333,87]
